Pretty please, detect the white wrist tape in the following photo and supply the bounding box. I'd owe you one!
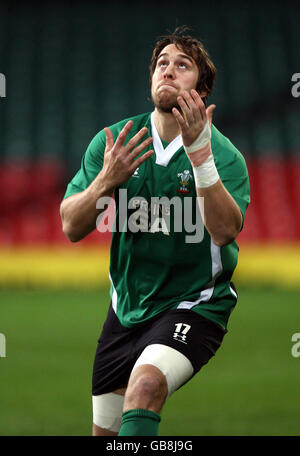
[184,120,211,154]
[183,121,219,188]
[193,153,219,188]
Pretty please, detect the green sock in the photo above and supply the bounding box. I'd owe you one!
[118,408,161,436]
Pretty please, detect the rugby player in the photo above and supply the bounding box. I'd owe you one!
[60,27,250,436]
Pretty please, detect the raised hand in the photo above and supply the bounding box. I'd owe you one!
[172,89,216,147]
[100,121,154,192]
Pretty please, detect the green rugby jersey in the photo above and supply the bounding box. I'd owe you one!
[64,112,250,330]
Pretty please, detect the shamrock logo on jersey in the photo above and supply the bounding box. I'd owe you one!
[177,169,193,194]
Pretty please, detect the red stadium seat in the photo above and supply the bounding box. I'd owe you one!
[0,157,299,246]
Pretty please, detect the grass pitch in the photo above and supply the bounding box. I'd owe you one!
[0,286,299,436]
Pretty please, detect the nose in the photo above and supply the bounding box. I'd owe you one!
[163,62,175,79]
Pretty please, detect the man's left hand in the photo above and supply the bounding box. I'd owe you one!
[172,89,215,147]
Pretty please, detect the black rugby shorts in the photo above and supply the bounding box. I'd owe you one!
[92,303,227,396]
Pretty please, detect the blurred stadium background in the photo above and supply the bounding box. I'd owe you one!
[0,0,299,436]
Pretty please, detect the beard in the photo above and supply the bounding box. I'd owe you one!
[151,90,181,114]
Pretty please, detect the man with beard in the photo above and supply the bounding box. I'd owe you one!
[60,27,250,436]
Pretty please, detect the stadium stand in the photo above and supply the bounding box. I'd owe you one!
[0,2,299,286]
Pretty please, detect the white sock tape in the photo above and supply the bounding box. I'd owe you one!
[92,392,124,432]
[193,153,219,188]
[184,120,211,154]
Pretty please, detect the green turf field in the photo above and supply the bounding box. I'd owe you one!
[0,286,299,436]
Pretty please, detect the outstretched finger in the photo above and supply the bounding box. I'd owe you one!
[177,95,194,126]
[206,104,216,127]
[130,136,153,159]
[191,89,206,121]
[172,107,189,134]
[131,149,154,171]
[125,126,149,153]
[183,91,201,123]
[114,120,133,149]
[104,127,114,152]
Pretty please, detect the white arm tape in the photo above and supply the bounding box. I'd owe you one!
[184,120,211,154]
[193,154,220,188]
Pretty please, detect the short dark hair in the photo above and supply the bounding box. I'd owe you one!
[149,26,216,105]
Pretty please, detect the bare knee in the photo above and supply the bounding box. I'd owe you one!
[124,365,168,413]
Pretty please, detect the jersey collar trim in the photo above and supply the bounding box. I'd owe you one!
[150,112,183,167]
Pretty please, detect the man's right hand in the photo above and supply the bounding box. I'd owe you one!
[100,121,154,194]
[60,121,154,242]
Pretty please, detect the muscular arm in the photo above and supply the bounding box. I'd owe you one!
[60,121,154,242]
[173,89,242,247]
[60,174,113,242]
[195,179,242,246]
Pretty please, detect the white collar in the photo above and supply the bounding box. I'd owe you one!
[150,112,183,167]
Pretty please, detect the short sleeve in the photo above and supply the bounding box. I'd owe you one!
[64,129,106,199]
[212,130,250,229]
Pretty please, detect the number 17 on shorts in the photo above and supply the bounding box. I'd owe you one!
[173,323,191,344]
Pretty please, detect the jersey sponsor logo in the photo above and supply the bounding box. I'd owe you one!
[96,189,205,243]
[177,169,193,194]
[173,323,191,344]
[128,196,171,236]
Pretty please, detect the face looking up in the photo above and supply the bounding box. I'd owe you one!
[151,43,200,113]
